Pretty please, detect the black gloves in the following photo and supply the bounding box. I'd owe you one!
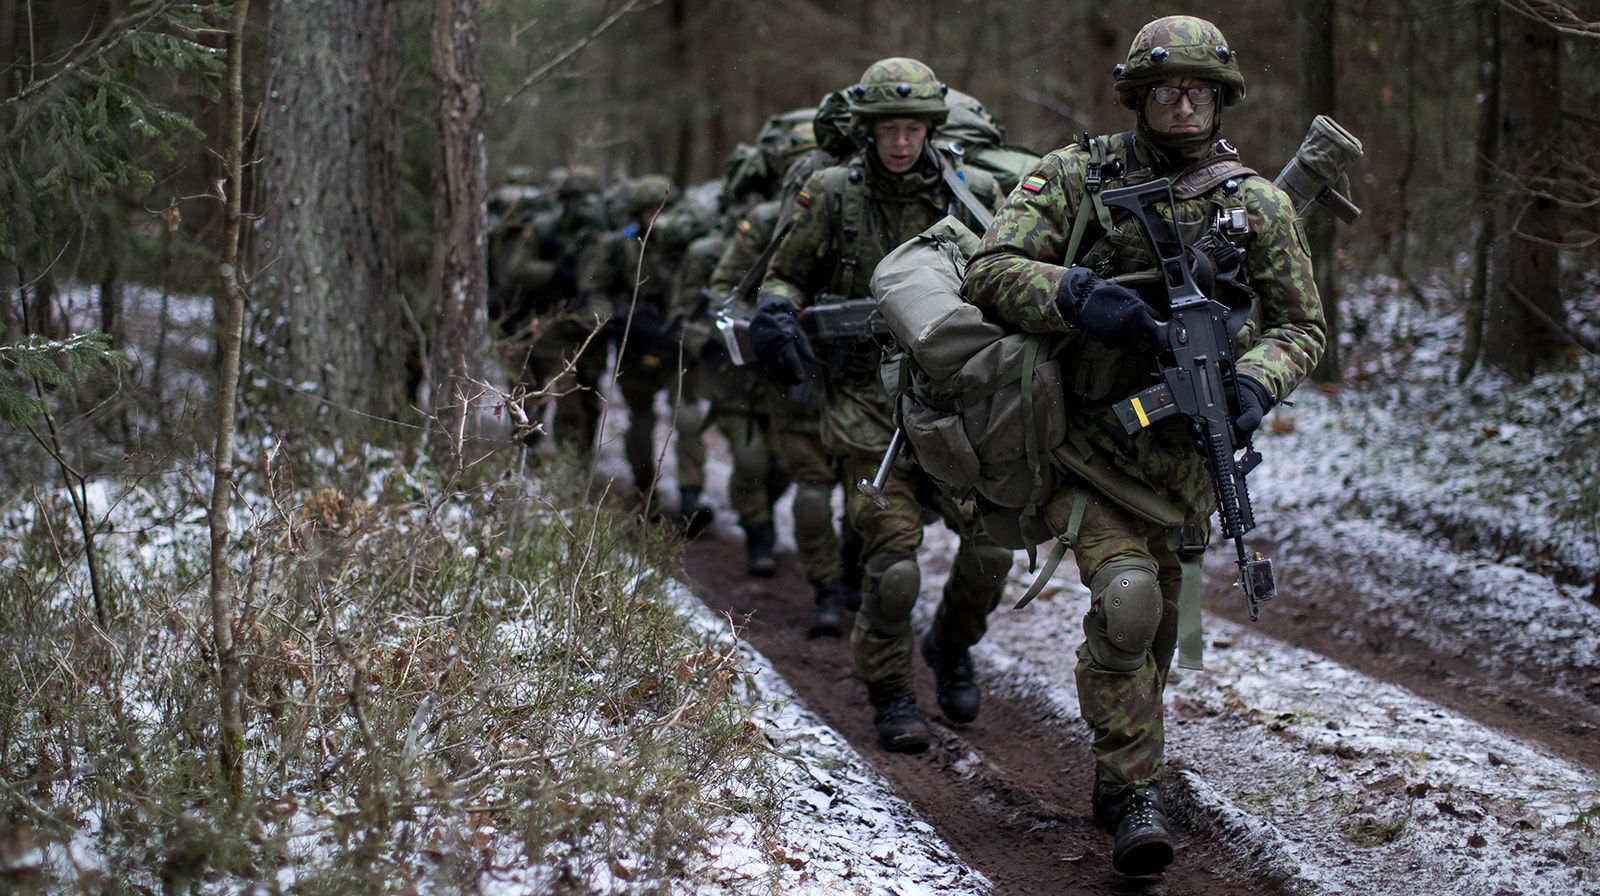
[1056,267,1157,348]
[1233,374,1275,441]
[748,296,816,386]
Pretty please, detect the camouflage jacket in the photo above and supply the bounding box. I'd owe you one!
[762,151,1000,454]
[709,198,783,307]
[583,221,679,320]
[962,128,1325,518]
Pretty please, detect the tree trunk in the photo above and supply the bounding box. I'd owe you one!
[255,0,407,429]
[1484,8,1566,381]
[1299,0,1341,382]
[1459,0,1500,381]
[1088,14,1122,135]
[209,0,251,797]
[669,0,693,186]
[426,0,493,468]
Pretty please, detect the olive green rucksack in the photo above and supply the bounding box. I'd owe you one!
[932,89,1042,195]
[870,215,1069,549]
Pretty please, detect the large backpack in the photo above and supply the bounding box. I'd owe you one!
[870,216,1068,547]
[933,88,1041,195]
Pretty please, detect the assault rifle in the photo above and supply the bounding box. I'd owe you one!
[798,296,892,342]
[1100,178,1277,620]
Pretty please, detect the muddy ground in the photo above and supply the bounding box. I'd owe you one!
[682,536,1292,895]
[678,518,1599,894]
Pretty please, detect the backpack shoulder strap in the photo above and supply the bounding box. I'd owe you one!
[1062,134,1119,264]
[823,162,867,297]
[932,151,995,231]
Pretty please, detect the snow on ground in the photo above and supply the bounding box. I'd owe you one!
[665,584,991,896]
[959,568,1600,896]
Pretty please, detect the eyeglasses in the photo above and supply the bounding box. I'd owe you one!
[1150,85,1218,106]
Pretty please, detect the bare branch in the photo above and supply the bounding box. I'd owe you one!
[493,0,662,115]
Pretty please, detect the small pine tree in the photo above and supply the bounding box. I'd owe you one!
[0,1,227,283]
[0,332,132,427]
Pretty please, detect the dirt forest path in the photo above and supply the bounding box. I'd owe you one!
[675,516,1600,895]
[681,537,1295,895]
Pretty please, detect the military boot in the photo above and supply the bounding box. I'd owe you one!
[871,694,930,753]
[742,521,776,578]
[920,632,980,723]
[677,487,714,540]
[1103,783,1174,876]
[806,580,849,639]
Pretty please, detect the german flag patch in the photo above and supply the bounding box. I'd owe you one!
[1021,174,1048,194]
[795,189,813,207]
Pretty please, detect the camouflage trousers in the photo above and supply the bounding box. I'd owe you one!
[844,451,1011,706]
[1069,491,1205,796]
[770,417,855,587]
[717,410,791,529]
[519,318,607,456]
[615,349,708,497]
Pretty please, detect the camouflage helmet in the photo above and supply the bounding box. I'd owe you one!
[557,164,602,198]
[846,57,950,128]
[622,174,678,215]
[1113,15,1245,109]
[758,108,818,175]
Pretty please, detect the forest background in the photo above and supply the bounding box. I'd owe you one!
[1,0,1598,892]
[5,0,1598,424]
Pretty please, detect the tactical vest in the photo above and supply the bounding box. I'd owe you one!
[816,154,998,301]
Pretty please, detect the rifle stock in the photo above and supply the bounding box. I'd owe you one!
[1100,178,1276,619]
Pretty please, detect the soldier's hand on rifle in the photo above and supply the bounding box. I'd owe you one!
[1056,266,1157,348]
[749,296,816,386]
[1233,374,1276,441]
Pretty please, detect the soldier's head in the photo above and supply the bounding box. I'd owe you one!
[558,164,602,200]
[759,109,819,178]
[623,174,678,227]
[1113,16,1243,157]
[848,57,949,173]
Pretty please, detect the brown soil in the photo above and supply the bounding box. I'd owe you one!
[681,536,1294,895]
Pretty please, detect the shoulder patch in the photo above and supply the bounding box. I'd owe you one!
[796,189,813,208]
[1021,174,1048,193]
[737,218,754,234]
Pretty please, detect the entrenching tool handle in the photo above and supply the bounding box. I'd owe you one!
[856,428,903,510]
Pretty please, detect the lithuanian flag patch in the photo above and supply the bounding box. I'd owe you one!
[1021,174,1048,193]
[795,189,813,207]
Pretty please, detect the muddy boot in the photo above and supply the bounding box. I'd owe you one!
[806,580,848,639]
[871,694,930,753]
[743,521,777,578]
[1105,784,1174,876]
[920,632,980,724]
[677,487,714,540]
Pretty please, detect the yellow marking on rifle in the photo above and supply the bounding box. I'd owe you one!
[1132,397,1151,428]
